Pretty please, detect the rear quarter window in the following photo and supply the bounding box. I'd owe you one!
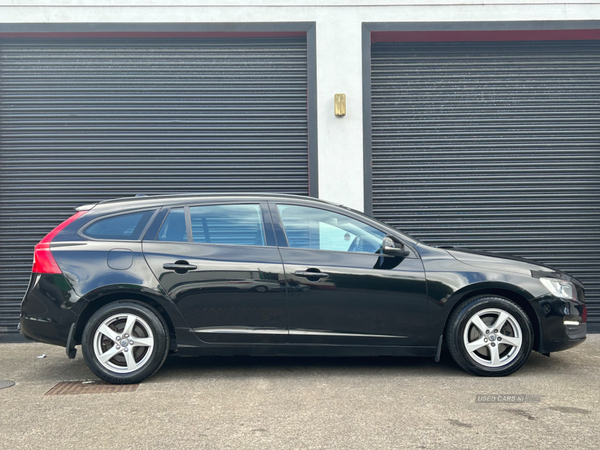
[81,210,155,240]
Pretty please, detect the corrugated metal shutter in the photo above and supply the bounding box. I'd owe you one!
[370,40,600,331]
[0,37,309,334]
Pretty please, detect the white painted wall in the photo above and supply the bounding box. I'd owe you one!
[1,1,599,210]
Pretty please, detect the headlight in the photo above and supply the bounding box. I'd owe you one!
[540,277,576,301]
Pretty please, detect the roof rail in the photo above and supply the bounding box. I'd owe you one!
[76,203,97,211]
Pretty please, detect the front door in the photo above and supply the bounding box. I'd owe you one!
[271,202,428,346]
[143,203,288,344]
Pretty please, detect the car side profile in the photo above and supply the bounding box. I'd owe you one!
[20,194,587,383]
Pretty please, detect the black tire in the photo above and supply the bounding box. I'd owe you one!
[82,300,169,384]
[446,295,533,377]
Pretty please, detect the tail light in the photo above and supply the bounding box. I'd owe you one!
[32,211,87,274]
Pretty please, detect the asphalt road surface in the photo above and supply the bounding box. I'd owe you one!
[1,335,599,450]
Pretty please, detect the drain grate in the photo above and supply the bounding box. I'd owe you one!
[0,380,15,390]
[45,380,139,395]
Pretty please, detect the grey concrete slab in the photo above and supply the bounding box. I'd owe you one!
[1,336,599,450]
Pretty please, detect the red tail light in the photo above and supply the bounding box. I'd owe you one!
[32,211,87,274]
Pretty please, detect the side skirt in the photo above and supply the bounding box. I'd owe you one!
[176,344,437,358]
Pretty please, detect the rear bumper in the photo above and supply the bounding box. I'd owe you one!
[20,316,71,347]
[20,273,80,347]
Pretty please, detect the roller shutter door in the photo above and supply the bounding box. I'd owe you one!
[371,40,600,331]
[0,36,309,335]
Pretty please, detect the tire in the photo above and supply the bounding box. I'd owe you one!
[82,300,170,384]
[446,295,533,377]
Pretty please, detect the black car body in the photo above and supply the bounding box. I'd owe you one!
[20,194,587,383]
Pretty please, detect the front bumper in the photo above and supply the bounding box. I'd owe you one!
[535,294,587,354]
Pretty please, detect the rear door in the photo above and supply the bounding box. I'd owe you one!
[143,202,288,344]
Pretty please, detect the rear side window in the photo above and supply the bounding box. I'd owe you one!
[157,208,187,242]
[190,204,265,246]
[82,210,155,241]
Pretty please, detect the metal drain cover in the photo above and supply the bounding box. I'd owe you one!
[0,380,15,389]
[45,380,138,395]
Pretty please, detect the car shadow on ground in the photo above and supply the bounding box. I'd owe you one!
[147,349,564,383]
[153,352,467,381]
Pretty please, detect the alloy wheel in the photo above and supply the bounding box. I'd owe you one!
[462,308,523,368]
[93,313,155,374]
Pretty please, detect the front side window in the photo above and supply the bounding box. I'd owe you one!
[190,204,265,246]
[82,210,155,240]
[276,204,385,253]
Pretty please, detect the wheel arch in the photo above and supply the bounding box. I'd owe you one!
[74,292,177,351]
[442,287,542,352]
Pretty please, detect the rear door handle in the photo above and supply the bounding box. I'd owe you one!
[163,261,197,273]
[294,270,329,279]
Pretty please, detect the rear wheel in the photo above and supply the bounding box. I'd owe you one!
[82,301,169,384]
[446,296,533,376]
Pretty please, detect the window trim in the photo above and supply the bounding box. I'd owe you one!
[148,206,189,244]
[267,201,289,248]
[184,205,193,243]
[141,207,169,241]
[78,208,159,242]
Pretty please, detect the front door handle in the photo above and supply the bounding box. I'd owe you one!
[294,270,329,279]
[163,261,197,273]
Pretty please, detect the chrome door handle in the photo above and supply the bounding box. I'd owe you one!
[294,271,328,279]
[163,261,197,273]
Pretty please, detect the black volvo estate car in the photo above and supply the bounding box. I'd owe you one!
[20,194,587,383]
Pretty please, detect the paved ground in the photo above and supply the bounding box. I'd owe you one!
[0,336,599,450]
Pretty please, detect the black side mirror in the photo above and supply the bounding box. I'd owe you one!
[382,236,410,258]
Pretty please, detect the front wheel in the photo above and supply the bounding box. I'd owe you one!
[446,296,533,376]
[82,301,169,384]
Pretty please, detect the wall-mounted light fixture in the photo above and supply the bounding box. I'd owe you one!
[334,93,346,117]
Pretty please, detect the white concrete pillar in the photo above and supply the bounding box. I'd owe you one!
[315,16,365,211]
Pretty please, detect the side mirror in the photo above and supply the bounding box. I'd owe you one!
[382,236,410,258]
